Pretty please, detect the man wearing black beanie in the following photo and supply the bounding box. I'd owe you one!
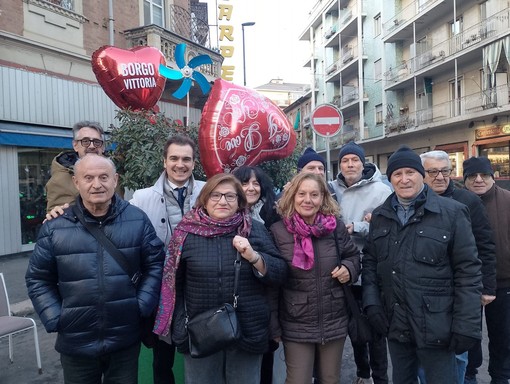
[362,145,482,384]
[464,156,510,384]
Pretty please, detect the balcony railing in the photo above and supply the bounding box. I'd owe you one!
[385,9,508,82]
[124,24,223,78]
[384,84,510,135]
[382,0,443,38]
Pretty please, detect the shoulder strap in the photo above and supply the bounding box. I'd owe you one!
[72,205,141,285]
[333,230,361,317]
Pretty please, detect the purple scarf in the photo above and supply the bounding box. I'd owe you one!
[283,212,337,270]
[154,207,252,336]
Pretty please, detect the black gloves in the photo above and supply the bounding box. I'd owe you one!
[365,305,389,336]
[449,333,478,355]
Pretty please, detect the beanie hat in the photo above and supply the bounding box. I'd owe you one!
[386,145,425,179]
[462,157,493,181]
[297,147,326,170]
[339,141,366,164]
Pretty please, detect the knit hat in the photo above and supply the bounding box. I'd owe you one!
[463,157,493,181]
[386,145,425,179]
[297,147,326,170]
[339,141,365,164]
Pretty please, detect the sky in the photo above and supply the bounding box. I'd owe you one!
[205,0,316,88]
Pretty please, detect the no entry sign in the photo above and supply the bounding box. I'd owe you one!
[311,104,343,137]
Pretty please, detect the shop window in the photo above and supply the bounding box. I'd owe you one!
[18,149,60,244]
[480,143,510,178]
[434,142,468,178]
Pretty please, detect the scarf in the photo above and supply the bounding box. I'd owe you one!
[283,212,337,270]
[153,207,252,336]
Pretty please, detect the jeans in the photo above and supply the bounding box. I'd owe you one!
[388,340,456,384]
[153,338,176,384]
[60,343,140,384]
[351,285,389,383]
[485,287,510,384]
[183,345,263,384]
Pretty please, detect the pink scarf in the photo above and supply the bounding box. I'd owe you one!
[283,212,337,270]
[153,207,251,336]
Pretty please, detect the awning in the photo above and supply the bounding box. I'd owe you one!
[0,121,73,149]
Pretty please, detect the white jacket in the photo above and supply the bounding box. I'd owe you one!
[130,172,205,247]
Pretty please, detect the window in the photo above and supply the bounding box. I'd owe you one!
[144,0,164,27]
[376,104,383,124]
[18,149,60,245]
[374,59,382,81]
[374,13,381,36]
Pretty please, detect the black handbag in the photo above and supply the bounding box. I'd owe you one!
[73,205,157,348]
[333,231,373,344]
[185,253,242,358]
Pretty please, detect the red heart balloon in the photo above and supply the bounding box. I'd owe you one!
[199,79,297,178]
[92,46,166,110]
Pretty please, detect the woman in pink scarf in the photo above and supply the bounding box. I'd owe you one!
[154,174,287,384]
[270,172,360,384]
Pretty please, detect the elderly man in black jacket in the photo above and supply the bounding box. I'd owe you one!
[420,150,496,384]
[26,154,165,384]
[362,146,482,384]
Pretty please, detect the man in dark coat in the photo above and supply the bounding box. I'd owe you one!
[362,146,482,384]
[464,156,510,384]
[420,150,496,384]
[26,154,165,384]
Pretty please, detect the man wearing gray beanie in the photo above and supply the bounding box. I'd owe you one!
[362,145,482,384]
[464,156,510,384]
[329,141,391,384]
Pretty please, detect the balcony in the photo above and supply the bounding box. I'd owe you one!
[382,0,443,38]
[385,9,508,85]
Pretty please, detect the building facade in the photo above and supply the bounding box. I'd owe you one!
[0,0,223,256]
[296,0,510,183]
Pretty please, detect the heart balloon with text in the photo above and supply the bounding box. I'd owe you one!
[199,79,297,177]
[92,46,167,110]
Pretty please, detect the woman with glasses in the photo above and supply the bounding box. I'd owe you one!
[270,172,360,384]
[154,173,287,384]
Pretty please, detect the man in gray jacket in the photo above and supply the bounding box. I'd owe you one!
[130,134,205,384]
[329,141,392,384]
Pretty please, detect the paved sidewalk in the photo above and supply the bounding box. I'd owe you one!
[1,252,493,383]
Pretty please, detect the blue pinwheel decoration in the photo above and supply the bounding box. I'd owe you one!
[159,43,213,99]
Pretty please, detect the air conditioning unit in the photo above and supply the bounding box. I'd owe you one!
[343,52,354,63]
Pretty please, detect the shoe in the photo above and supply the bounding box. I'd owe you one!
[464,375,478,384]
[353,378,374,384]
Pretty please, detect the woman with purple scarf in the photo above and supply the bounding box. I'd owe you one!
[270,172,360,384]
[154,173,287,384]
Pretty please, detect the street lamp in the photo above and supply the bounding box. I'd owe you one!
[241,21,256,86]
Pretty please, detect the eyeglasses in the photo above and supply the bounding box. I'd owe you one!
[466,173,492,182]
[425,169,452,177]
[209,192,238,202]
[76,138,104,148]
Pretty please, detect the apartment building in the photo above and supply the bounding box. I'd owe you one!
[0,0,222,256]
[297,0,510,182]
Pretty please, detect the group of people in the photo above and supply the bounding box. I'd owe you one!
[24,120,509,384]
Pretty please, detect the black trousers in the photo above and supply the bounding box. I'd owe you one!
[153,339,176,384]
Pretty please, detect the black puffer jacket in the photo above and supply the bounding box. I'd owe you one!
[270,219,360,343]
[443,181,496,295]
[362,186,482,348]
[172,221,287,354]
[26,196,165,357]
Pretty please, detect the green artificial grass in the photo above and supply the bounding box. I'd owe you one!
[138,346,185,384]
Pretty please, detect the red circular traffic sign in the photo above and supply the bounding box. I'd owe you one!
[311,104,343,137]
